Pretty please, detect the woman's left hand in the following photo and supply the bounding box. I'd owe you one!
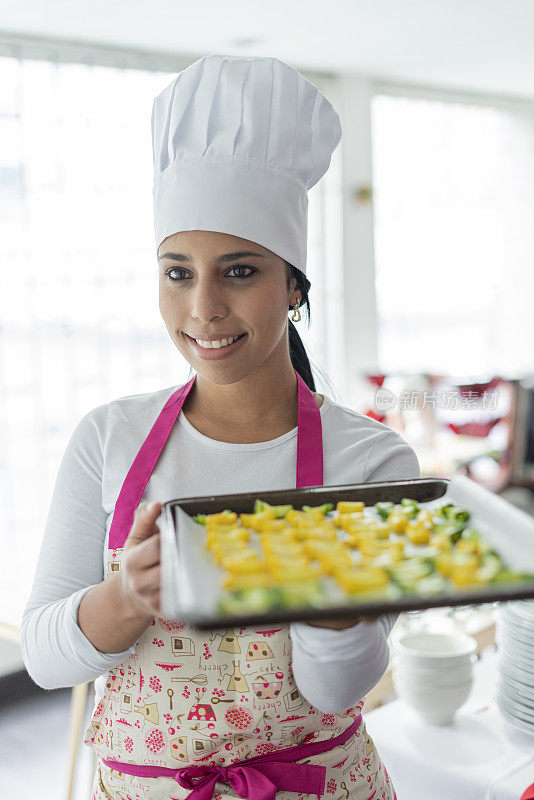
[304,615,381,630]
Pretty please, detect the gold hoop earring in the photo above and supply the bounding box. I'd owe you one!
[291,299,301,322]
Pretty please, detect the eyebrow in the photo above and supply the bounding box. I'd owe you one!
[158,250,266,263]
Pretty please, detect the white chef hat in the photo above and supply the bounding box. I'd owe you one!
[151,54,342,276]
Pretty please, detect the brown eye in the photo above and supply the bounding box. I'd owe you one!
[164,265,256,282]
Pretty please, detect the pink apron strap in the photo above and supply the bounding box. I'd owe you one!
[108,376,196,549]
[295,370,324,489]
[108,370,323,550]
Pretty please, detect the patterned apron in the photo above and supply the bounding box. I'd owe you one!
[85,369,397,800]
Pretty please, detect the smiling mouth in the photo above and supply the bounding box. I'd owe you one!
[185,332,246,341]
[185,332,247,349]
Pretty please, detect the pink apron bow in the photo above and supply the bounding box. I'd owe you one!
[101,714,362,799]
[174,759,326,800]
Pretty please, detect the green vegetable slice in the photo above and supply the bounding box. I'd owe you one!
[400,498,419,518]
[375,502,394,520]
[218,587,280,614]
[302,503,334,515]
[253,500,294,517]
[491,569,534,584]
[278,580,327,608]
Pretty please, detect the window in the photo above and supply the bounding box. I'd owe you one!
[371,92,534,377]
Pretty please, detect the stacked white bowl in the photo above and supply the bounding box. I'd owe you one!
[496,599,534,736]
[391,631,477,724]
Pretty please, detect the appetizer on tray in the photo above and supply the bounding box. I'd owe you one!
[159,476,534,626]
[193,497,534,616]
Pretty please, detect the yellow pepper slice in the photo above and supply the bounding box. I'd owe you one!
[285,509,324,527]
[335,567,390,593]
[270,563,321,582]
[315,551,354,574]
[333,513,368,529]
[206,528,250,547]
[222,572,270,590]
[406,523,431,545]
[429,532,452,552]
[293,526,338,542]
[205,523,239,534]
[256,519,291,533]
[336,501,365,514]
[347,522,390,538]
[221,552,265,573]
[450,565,487,587]
[387,510,409,534]
[436,552,478,577]
[358,539,405,560]
[435,553,454,576]
[302,540,345,557]
[261,541,304,556]
[265,555,310,571]
[241,509,276,525]
[209,542,249,562]
[205,511,238,526]
[416,509,434,525]
[455,539,481,555]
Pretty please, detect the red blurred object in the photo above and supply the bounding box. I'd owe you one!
[455,377,502,397]
[520,781,534,800]
[367,374,387,388]
[447,418,503,437]
[364,409,387,423]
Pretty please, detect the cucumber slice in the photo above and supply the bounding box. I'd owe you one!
[218,587,280,615]
[345,583,403,604]
[278,580,327,608]
[387,559,435,592]
[436,503,454,518]
[302,503,334,515]
[414,574,449,596]
[433,520,467,542]
[491,569,534,584]
[479,553,503,577]
[253,500,294,518]
[375,502,394,520]
[400,499,419,519]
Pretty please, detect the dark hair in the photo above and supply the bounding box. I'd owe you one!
[184,261,331,393]
[284,262,316,391]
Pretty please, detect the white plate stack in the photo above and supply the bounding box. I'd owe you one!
[496,600,534,736]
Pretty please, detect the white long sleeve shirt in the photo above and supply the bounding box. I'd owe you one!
[21,383,420,714]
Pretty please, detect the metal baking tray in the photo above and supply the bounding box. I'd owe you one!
[158,475,534,629]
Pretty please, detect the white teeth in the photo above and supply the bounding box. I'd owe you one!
[194,336,239,349]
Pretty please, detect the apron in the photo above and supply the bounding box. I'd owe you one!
[85,369,397,800]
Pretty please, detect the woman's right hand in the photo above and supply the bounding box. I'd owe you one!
[119,500,164,619]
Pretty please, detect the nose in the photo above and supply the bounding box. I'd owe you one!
[189,279,228,322]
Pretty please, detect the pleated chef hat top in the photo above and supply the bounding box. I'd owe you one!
[151,54,342,276]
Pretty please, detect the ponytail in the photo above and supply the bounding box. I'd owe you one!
[285,264,316,392]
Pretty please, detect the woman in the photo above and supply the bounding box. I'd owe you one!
[21,56,419,800]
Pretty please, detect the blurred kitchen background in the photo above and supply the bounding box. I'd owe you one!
[1,1,534,798]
